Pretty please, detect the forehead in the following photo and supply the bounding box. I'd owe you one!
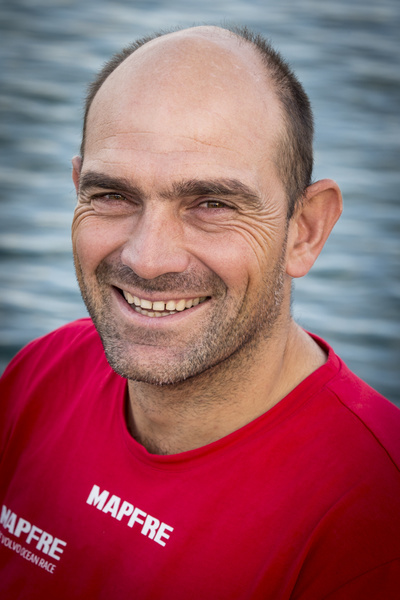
[84,30,283,187]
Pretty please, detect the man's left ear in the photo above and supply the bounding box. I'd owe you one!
[286,179,342,278]
[71,155,82,194]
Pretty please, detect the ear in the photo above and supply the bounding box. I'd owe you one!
[71,155,82,194]
[286,179,342,278]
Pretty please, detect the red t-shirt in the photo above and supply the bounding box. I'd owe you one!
[1,319,399,599]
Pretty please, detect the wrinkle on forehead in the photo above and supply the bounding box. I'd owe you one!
[87,130,249,158]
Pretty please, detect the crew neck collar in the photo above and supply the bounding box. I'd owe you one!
[117,333,341,470]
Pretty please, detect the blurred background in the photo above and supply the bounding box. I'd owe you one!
[0,0,399,404]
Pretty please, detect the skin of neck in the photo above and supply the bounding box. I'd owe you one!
[126,314,326,455]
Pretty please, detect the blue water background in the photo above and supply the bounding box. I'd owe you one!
[1,0,399,404]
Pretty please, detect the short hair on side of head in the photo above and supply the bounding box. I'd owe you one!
[227,26,314,219]
[80,25,314,219]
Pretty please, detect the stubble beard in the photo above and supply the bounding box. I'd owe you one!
[74,253,287,387]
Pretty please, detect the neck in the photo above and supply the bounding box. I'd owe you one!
[126,319,326,455]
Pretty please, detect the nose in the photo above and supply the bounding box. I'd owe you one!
[120,204,191,280]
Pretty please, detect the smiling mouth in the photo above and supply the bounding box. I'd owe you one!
[121,290,208,318]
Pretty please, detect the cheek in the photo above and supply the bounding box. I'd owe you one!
[190,225,280,294]
[213,220,285,276]
[72,213,126,274]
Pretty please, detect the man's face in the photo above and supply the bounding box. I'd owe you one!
[72,31,292,385]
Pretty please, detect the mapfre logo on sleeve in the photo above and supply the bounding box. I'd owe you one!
[0,504,67,574]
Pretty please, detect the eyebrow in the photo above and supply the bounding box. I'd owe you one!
[78,171,263,209]
[79,172,143,198]
[167,179,262,209]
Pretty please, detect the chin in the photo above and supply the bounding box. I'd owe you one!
[99,337,198,386]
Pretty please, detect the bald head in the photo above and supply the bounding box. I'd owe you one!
[86,27,280,169]
[80,25,313,218]
[97,26,269,100]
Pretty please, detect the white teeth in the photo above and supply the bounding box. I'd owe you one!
[152,301,165,312]
[165,300,176,311]
[122,290,207,317]
[140,299,152,309]
[175,299,186,312]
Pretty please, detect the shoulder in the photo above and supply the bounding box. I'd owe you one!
[0,320,114,437]
[288,335,400,597]
[323,349,400,470]
[2,318,103,378]
[288,332,400,492]
[12,318,101,360]
[306,333,400,465]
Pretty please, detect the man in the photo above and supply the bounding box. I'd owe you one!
[0,25,399,599]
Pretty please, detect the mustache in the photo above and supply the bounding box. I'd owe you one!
[95,261,226,295]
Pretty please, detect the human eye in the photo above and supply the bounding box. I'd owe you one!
[197,198,234,210]
[90,193,137,215]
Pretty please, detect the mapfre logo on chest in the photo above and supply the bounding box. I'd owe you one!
[86,484,174,547]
